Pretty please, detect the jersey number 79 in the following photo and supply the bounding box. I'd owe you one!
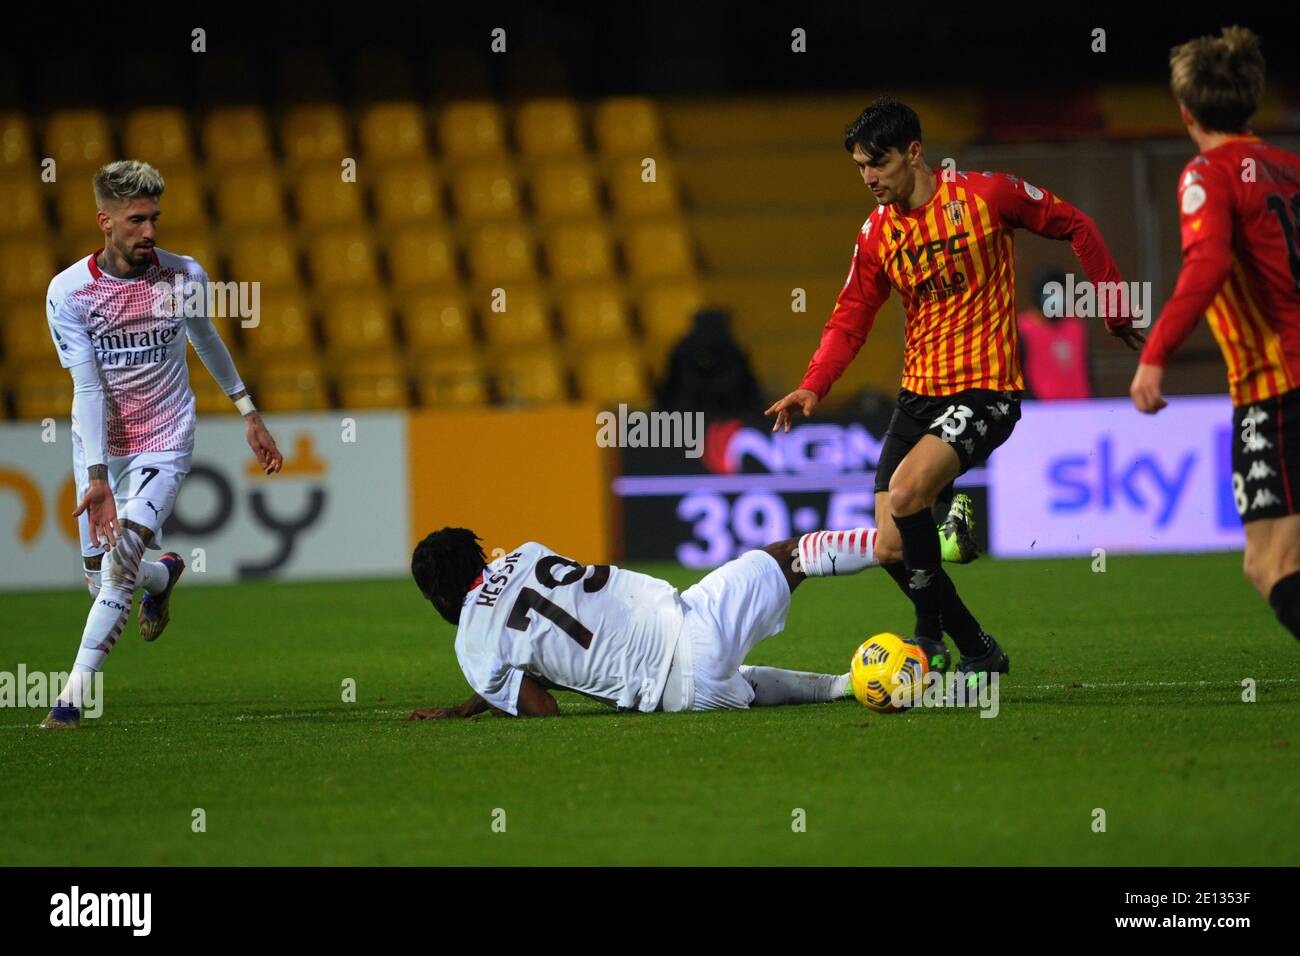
[506,556,610,649]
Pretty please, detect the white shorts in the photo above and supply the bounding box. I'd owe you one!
[660,550,792,712]
[73,429,192,557]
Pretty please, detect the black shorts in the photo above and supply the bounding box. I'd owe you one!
[874,388,1022,495]
[1232,388,1300,523]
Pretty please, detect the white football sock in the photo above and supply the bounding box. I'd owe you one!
[796,528,878,577]
[56,530,143,708]
[138,559,169,595]
[740,666,847,706]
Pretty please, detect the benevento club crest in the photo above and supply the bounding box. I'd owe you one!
[943,200,966,226]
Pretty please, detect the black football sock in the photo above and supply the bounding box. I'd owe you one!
[893,510,944,642]
[933,569,993,658]
[881,560,928,639]
[1267,571,1300,642]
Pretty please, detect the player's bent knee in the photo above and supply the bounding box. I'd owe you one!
[887,481,926,518]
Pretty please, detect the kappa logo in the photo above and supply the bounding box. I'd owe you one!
[1246,460,1277,482]
[1244,432,1273,454]
[1251,488,1282,511]
[909,569,934,590]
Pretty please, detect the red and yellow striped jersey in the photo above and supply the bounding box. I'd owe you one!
[800,169,1126,399]
[1141,136,1300,406]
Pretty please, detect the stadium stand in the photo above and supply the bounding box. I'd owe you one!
[4,84,1294,418]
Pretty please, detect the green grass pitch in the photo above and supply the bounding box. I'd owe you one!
[1,551,1296,866]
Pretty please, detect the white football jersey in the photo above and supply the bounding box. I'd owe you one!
[47,249,203,456]
[454,542,684,714]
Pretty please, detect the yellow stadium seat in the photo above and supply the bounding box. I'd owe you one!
[292,164,366,228]
[321,291,396,354]
[0,239,56,301]
[2,298,51,365]
[515,99,585,158]
[123,108,195,168]
[157,170,205,231]
[213,167,285,229]
[0,113,35,178]
[226,230,300,288]
[465,222,536,284]
[387,225,458,288]
[544,220,616,282]
[494,350,568,404]
[451,163,522,221]
[531,160,600,222]
[573,345,650,406]
[307,229,380,290]
[14,366,70,420]
[439,101,507,162]
[358,102,430,164]
[337,352,409,408]
[639,280,705,373]
[242,290,314,356]
[1096,84,1181,137]
[57,234,104,269]
[480,285,552,351]
[414,352,489,407]
[0,179,49,236]
[191,370,241,415]
[606,155,679,218]
[160,231,220,276]
[202,108,273,170]
[44,110,112,174]
[594,97,663,157]
[255,354,331,411]
[282,104,351,168]
[558,283,631,346]
[372,161,443,225]
[53,176,98,238]
[401,287,474,353]
[623,220,693,280]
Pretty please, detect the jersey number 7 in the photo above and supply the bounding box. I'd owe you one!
[506,556,611,649]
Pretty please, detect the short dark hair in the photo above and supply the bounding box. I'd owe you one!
[1169,25,1264,134]
[844,96,923,162]
[411,527,487,625]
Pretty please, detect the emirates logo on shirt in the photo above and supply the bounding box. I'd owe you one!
[92,324,182,368]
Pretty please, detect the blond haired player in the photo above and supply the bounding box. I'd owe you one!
[1131,27,1300,643]
[40,160,283,728]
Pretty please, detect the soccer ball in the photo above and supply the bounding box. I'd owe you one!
[849,633,929,712]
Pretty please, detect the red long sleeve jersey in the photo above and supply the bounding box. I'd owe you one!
[800,169,1126,399]
[1141,136,1300,407]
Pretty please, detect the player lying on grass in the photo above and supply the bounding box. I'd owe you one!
[405,506,975,718]
[39,160,283,729]
[1130,27,1300,645]
[767,96,1145,686]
